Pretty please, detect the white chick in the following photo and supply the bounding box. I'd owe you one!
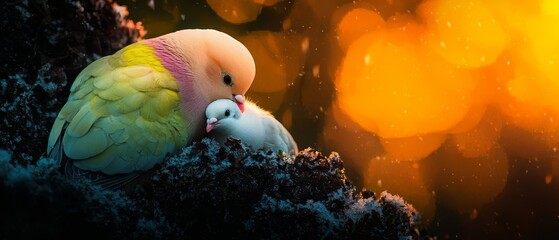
[205,99,298,155]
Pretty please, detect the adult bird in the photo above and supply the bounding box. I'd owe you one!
[47,29,256,188]
[205,99,298,156]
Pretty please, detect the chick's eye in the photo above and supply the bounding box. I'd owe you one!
[222,72,233,86]
[224,109,231,117]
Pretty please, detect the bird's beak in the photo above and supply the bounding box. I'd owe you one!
[234,94,245,113]
[206,118,218,133]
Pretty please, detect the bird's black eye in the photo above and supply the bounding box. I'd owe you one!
[222,72,233,86]
[224,109,231,117]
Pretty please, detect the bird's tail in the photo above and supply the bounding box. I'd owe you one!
[47,128,65,167]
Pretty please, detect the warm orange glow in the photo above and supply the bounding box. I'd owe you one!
[380,134,446,161]
[336,21,476,138]
[281,109,293,129]
[206,0,264,24]
[239,32,299,93]
[418,0,507,68]
[111,2,147,40]
[323,0,559,216]
[333,0,559,156]
[470,209,478,220]
[252,0,281,6]
[546,174,553,184]
[335,8,385,50]
[238,31,306,111]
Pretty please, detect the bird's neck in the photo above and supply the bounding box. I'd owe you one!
[145,38,192,84]
[146,37,208,143]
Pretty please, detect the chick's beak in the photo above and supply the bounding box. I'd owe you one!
[206,118,218,133]
[234,94,245,113]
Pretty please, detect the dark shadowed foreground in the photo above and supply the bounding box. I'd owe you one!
[0,138,427,239]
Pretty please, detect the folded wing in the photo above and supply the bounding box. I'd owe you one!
[48,44,189,177]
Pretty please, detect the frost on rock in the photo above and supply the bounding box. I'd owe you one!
[0,139,428,239]
[0,149,177,239]
[143,138,428,239]
[0,0,143,164]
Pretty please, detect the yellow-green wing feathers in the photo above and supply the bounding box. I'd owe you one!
[48,43,188,175]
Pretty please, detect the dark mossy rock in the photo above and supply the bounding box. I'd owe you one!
[0,0,142,164]
[146,138,424,239]
[0,139,428,239]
